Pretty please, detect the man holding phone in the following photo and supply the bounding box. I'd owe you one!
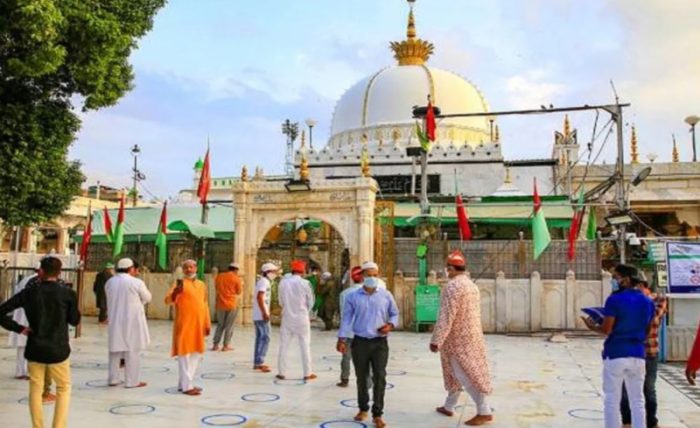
[337,261,399,428]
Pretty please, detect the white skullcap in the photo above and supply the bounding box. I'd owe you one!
[117,258,134,269]
[261,262,278,273]
[321,272,332,279]
[361,261,378,271]
[229,262,240,269]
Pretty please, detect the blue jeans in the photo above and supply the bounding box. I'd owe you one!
[253,320,270,366]
[620,354,658,427]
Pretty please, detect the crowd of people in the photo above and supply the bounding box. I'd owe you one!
[1,254,699,428]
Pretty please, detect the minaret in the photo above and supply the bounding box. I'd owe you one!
[389,1,434,66]
[241,165,249,182]
[672,136,680,163]
[630,126,639,164]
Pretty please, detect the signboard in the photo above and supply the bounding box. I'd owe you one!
[655,262,668,289]
[665,242,700,294]
[415,284,441,327]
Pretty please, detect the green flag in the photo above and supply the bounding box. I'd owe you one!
[112,195,125,258]
[415,122,431,152]
[586,207,598,240]
[532,179,551,260]
[155,202,168,269]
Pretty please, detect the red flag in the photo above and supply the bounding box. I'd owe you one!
[80,209,92,262]
[426,98,436,141]
[197,149,211,205]
[533,179,542,213]
[103,206,113,242]
[567,189,585,261]
[456,194,472,240]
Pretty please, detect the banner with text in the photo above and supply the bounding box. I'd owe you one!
[666,241,700,294]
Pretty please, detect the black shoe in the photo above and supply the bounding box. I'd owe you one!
[336,380,349,387]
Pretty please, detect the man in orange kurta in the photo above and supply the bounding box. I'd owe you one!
[212,262,242,351]
[165,260,211,396]
[430,250,493,426]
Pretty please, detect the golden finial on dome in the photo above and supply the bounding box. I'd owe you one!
[241,165,249,182]
[360,143,371,177]
[390,0,434,66]
[672,135,680,163]
[300,129,306,149]
[300,152,310,181]
[630,125,639,164]
[563,114,571,138]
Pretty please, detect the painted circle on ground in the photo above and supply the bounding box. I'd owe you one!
[322,355,342,361]
[556,375,591,382]
[85,379,110,388]
[17,397,51,406]
[201,414,247,426]
[241,393,280,402]
[165,386,203,394]
[201,372,235,380]
[340,398,358,408]
[109,404,156,415]
[563,390,601,398]
[319,421,367,428]
[387,369,407,376]
[386,382,395,390]
[141,366,169,373]
[568,409,603,420]
[273,378,306,386]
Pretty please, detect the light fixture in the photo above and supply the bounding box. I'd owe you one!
[285,179,311,192]
[631,166,652,186]
[605,210,634,226]
[646,153,658,163]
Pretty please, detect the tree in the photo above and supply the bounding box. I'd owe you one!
[0,0,166,226]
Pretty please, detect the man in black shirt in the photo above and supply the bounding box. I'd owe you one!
[93,262,114,323]
[0,256,81,428]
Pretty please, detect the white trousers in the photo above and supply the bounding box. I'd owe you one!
[16,346,27,378]
[108,350,142,387]
[603,357,646,428]
[443,356,492,416]
[277,324,312,377]
[177,353,202,392]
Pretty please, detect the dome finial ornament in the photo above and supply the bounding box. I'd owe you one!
[300,152,310,181]
[672,134,680,163]
[390,0,434,66]
[630,125,639,164]
[563,114,571,138]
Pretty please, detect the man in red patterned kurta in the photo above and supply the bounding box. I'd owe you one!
[430,250,493,426]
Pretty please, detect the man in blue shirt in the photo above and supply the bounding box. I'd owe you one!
[583,264,654,428]
[337,261,399,428]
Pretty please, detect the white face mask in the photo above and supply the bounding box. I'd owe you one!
[363,277,379,289]
[266,273,277,280]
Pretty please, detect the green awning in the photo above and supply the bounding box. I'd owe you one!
[168,220,216,239]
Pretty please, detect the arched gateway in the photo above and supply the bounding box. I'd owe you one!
[232,177,378,324]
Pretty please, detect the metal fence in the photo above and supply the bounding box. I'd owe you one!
[394,238,601,280]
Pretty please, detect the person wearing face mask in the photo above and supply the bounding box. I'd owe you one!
[165,259,211,396]
[337,260,399,428]
[431,250,493,426]
[253,262,278,373]
[582,264,655,428]
[337,266,366,388]
[276,259,316,381]
[360,261,387,289]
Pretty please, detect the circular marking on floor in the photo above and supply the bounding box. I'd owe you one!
[141,366,170,373]
[164,386,204,394]
[387,369,407,376]
[273,378,306,386]
[563,390,601,398]
[201,414,247,426]
[201,372,235,380]
[386,382,395,389]
[241,393,280,402]
[339,398,358,408]
[319,421,367,428]
[17,397,52,406]
[556,375,591,382]
[85,379,111,388]
[71,361,103,370]
[322,355,342,361]
[109,404,156,415]
[568,409,603,420]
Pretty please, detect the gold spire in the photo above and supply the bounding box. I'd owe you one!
[300,152,310,181]
[389,1,434,66]
[563,115,571,137]
[630,126,639,164]
[504,166,512,184]
[672,136,680,163]
[361,144,371,177]
[300,129,306,149]
[253,166,262,181]
[494,125,500,143]
[241,165,248,182]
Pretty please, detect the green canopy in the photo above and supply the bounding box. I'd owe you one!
[168,220,216,239]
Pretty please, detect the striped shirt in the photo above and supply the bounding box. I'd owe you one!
[643,290,667,357]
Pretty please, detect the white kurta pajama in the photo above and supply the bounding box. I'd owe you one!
[431,273,493,415]
[7,274,37,378]
[277,274,315,378]
[105,273,152,387]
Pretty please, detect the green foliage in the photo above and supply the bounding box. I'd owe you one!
[0,0,166,226]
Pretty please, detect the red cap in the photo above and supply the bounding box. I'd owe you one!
[290,259,306,274]
[350,266,363,283]
[447,249,466,267]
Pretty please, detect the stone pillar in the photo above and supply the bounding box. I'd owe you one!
[357,206,373,263]
[495,271,507,333]
[565,270,577,329]
[601,270,612,298]
[530,271,542,331]
[56,227,70,255]
[233,184,253,325]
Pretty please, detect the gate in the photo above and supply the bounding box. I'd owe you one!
[374,201,395,290]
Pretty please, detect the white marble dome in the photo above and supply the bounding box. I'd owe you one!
[328,65,493,150]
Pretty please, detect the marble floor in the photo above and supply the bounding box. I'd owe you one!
[0,319,698,428]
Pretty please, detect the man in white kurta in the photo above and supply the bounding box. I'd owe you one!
[277,259,316,380]
[8,268,39,379]
[105,258,152,388]
[430,250,493,426]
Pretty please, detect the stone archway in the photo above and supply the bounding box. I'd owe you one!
[232,177,378,324]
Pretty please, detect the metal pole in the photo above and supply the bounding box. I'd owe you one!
[420,151,429,215]
[132,153,138,207]
[309,125,314,151]
[692,124,697,162]
[614,103,627,264]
